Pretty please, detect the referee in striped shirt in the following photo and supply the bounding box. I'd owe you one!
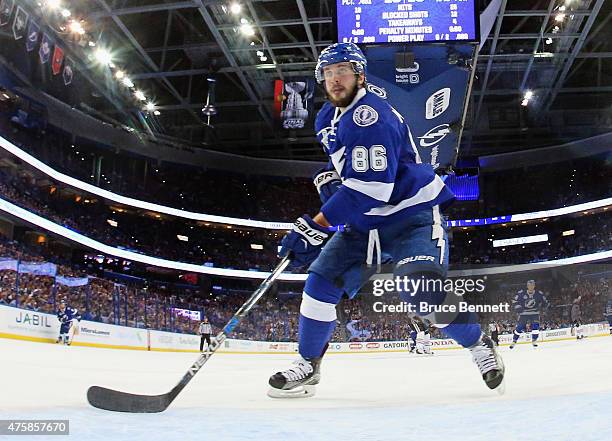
[199,317,212,352]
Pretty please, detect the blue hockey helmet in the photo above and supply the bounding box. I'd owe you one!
[315,42,367,83]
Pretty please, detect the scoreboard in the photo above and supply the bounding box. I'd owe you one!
[337,0,478,44]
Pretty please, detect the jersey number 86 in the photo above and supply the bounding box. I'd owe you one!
[352,145,387,172]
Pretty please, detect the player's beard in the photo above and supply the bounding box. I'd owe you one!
[326,79,360,108]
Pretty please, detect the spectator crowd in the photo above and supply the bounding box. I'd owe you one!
[1,235,609,343]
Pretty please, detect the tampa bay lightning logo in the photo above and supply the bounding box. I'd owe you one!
[317,126,337,151]
[525,298,536,308]
[353,105,379,127]
[366,83,387,100]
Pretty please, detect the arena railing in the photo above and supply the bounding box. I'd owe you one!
[1,135,610,230]
[0,195,610,281]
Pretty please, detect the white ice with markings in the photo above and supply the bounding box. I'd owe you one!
[2,336,611,441]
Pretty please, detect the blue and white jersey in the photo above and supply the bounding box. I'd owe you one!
[57,306,80,325]
[315,87,454,232]
[605,299,612,317]
[512,290,548,317]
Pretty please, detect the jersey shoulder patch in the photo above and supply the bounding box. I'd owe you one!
[353,104,378,127]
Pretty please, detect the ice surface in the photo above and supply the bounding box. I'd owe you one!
[2,336,611,441]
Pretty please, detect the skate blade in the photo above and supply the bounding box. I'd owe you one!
[495,379,506,396]
[267,385,316,399]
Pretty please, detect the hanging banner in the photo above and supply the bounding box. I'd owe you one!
[62,57,74,86]
[0,259,18,271]
[55,275,89,287]
[17,261,57,276]
[362,44,476,170]
[51,45,64,75]
[25,20,39,52]
[11,5,27,40]
[274,78,314,130]
[39,33,52,64]
[0,0,14,26]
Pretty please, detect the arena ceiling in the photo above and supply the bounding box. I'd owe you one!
[40,0,612,160]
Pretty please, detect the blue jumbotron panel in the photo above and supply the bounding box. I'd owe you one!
[444,174,479,201]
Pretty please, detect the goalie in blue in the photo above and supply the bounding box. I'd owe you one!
[267,43,505,398]
[509,280,549,349]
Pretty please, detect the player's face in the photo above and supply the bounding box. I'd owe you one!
[527,281,535,291]
[323,62,364,107]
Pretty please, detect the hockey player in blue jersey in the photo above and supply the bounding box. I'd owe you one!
[268,43,504,398]
[509,280,549,349]
[56,299,81,345]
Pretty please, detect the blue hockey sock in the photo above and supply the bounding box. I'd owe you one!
[531,322,540,341]
[440,312,482,348]
[397,273,481,348]
[298,272,342,359]
[298,314,335,359]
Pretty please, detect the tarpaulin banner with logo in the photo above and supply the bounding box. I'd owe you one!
[39,33,52,64]
[0,0,14,26]
[55,275,89,287]
[62,57,74,86]
[273,78,315,130]
[25,20,39,52]
[17,262,57,276]
[51,45,64,75]
[11,4,27,40]
[362,44,476,170]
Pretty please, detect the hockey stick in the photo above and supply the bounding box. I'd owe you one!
[87,255,291,413]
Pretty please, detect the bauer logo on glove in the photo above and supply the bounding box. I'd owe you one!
[294,217,328,245]
[313,168,341,204]
[279,215,330,268]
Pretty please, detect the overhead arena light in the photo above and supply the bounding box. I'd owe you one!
[69,21,85,35]
[177,235,189,242]
[134,90,146,101]
[46,0,61,10]
[240,23,255,36]
[122,77,134,88]
[94,48,112,66]
[230,2,241,14]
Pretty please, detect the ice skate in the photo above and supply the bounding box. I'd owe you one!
[469,334,505,394]
[267,356,321,398]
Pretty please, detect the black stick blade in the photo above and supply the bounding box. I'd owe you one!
[87,386,172,413]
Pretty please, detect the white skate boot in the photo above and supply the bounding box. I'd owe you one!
[267,356,321,398]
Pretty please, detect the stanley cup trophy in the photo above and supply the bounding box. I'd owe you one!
[280,82,309,129]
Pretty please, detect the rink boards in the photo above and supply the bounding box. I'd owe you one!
[1,304,609,354]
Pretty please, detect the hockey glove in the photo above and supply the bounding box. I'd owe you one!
[313,168,341,204]
[279,215,329,269]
